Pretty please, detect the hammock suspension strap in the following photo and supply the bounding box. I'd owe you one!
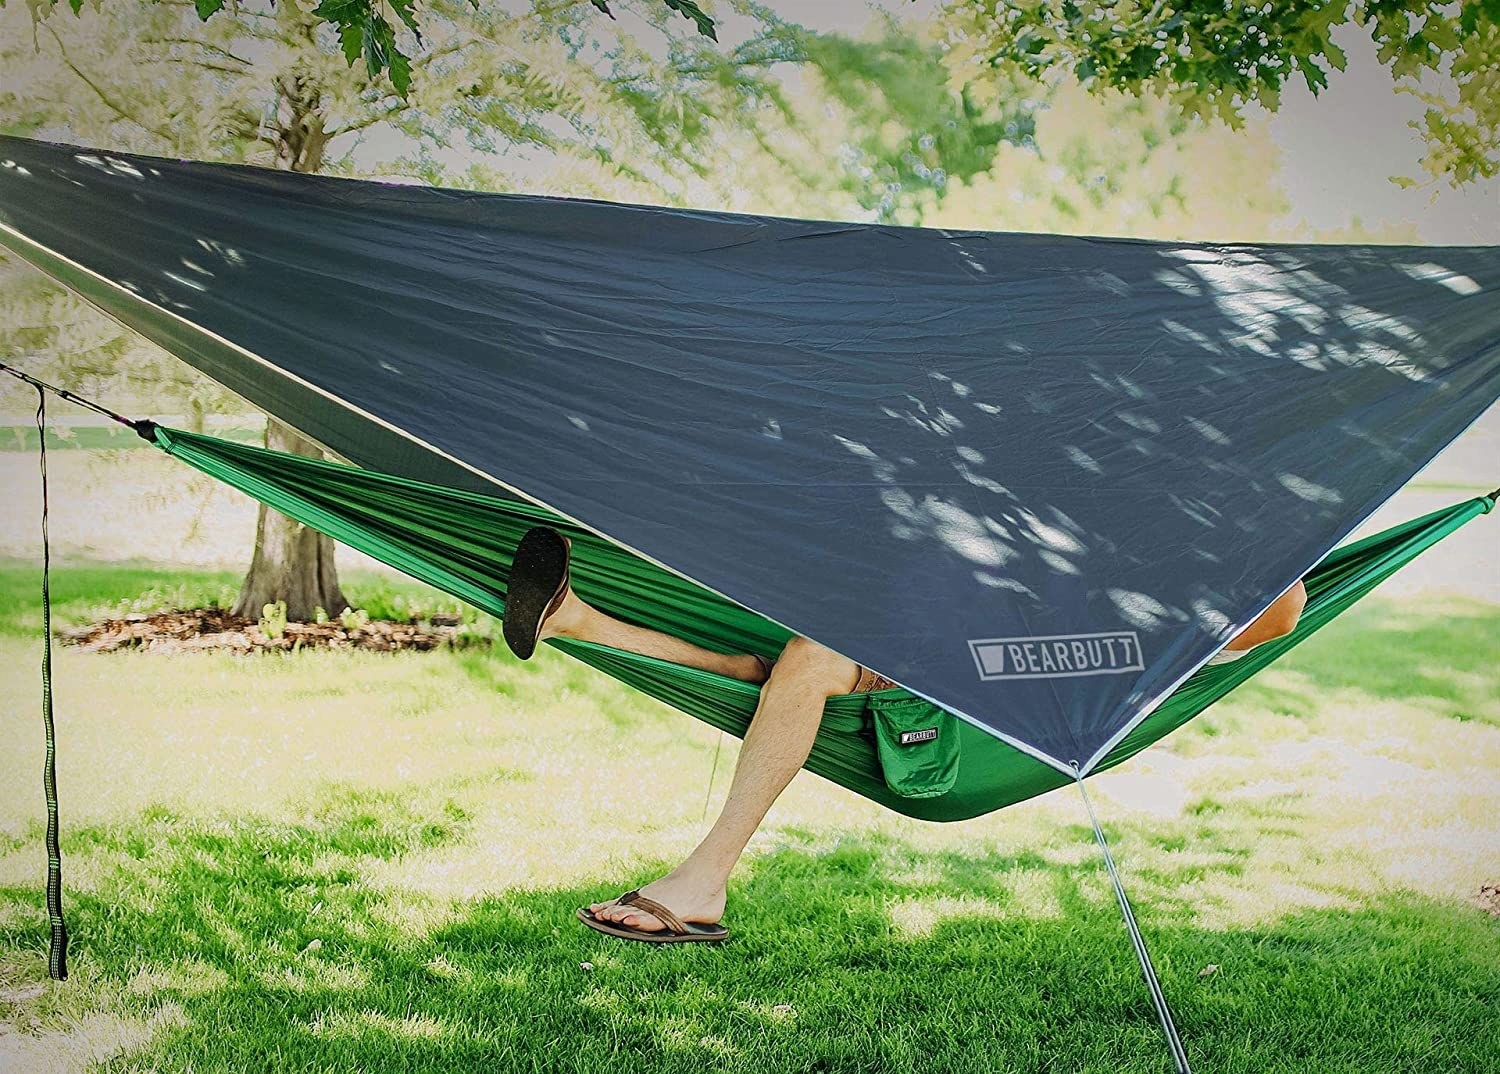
[0,359,147,983]
[34,386,69,981]
[0,360,156,439]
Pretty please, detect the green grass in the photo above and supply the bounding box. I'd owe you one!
[0,558,498,640]
[1,564,1497,1072]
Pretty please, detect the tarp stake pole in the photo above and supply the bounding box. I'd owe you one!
[1073,764,1189,1073]
[701,731,725,822]
[34,387,69,981]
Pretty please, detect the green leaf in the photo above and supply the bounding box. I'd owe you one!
[313,0,367,23]
[1422,17,1460,52]
[361,14,391,80]
[193,0,225,19]
[1301,59,1329,94]
[388,0,421,41]
[337,22,362,67]
[389,49,412,97]
[589,0,615,19]
[661,0,717,41]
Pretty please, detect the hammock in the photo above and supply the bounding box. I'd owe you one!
[149,423,1496,823]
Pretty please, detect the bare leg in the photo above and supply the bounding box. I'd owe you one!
[589,636,859,930]
[540,586,768,685]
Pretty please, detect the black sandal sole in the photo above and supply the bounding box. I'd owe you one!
[503,526,570,660]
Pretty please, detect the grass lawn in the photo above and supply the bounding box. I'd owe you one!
[0,563,1497,1073]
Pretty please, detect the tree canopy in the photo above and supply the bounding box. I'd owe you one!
[939,0,1500,185]
[12,0,720,95]
[18,0,1494,185]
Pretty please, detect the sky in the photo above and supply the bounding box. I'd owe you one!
[1265,24,1499,244]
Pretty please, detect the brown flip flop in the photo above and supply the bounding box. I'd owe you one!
[577,890,729,944]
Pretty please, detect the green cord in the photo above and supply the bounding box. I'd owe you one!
[36,387,69,981]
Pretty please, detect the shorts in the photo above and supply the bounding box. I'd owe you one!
[852,665,899,693]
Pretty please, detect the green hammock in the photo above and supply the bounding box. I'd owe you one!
[150,425,1493,823]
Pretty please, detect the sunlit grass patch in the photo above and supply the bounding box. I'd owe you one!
[0,565,1496,1071]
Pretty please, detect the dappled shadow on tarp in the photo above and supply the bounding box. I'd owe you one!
[1,800,1497,1072]
[815,238,1499,762]
[1,138,1497,768]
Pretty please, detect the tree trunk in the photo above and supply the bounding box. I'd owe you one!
[229,53,342,624]
[229,417,346,622]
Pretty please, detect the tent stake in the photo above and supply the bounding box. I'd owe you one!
[1073,764,1189,1074]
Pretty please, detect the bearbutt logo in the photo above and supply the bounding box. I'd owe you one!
[968,631,1145,681]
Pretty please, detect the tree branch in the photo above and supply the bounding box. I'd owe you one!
[44,25,175,145]
[139,36,254,67]
[329,101,412,136]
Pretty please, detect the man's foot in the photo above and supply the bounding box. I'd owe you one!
[502,526,571,660]
[586,873,726,933]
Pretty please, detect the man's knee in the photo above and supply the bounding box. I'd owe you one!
[775,636,858,693]
[1260,580,1308,641]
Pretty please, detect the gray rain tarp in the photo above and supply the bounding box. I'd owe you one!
[2,135,1496,773]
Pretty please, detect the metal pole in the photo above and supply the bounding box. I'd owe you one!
[1074,764,1190,1074]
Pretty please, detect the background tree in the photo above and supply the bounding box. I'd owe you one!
[527,13,1298,242]
[937,0,1500,186]
[13,0,722,94]
[0,255,230,429]
[0,0,806,620]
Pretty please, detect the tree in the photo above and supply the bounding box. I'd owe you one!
[0,0,806,620]
[937,0,1500,186]
[10,0,721,93]
[920,81,1294,241]
[539,16,1038,225]
[545,14,1295,242]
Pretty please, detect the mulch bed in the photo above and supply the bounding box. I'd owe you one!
[1477,883,1500,918]
[59,608,481,654]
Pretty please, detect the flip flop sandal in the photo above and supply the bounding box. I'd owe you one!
[503,526,571,660]
[577,890,729,944]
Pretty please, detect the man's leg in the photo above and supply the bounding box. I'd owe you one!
[541,586,769,685]
[1225,579,1307,650]
[587,636,858,930]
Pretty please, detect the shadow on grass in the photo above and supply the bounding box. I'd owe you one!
[1227,598,1500,726]
[2,793,1496,1074]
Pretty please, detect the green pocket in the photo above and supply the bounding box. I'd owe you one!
[868,694,960,799]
